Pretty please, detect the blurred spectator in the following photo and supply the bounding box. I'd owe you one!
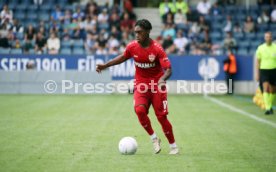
[120,12,135,33]
[257,0,274,5]
[121,31,133,45]
[0,33,9,48]
[66,18,81,39]
[174,9,187,25]
[35,32,47,54]
[109,12,120,29]
[0,5,13,24]
[198,31,212,54]
[107,34,120,50]
[64,10,72,25]
[186,8,199,22]
[223,15,233,32]
[95,33,107,50]
[164,11,174,25]
[98,8,109,30]
[85,2,98,18]
[84,32,96,54]
[110,26,121,40]
[61,28,70,41]
[33,0,43,5]
[271,9,276,22]
[47,32,60,54]
[198,16,209,33]
[159,0,176,18]
[162,35,174,53]
[175,0,189,15]
[189,22,200,36]
[124,0,133,13]
[51,5,64,22]
[0,18,13,35]
[95,46,108,55]
[173,30,189,54]
[162,24,176,40]
[13,39,21,49]
[12,19,24,34]
[223,32,236,50]
[233,22,242,33]
[210,2,221,16]
[197,0,211,15]
[243,16,255,33]
[24,24,36,42]
[217,0,236,5]
[257,11,270,24]
[80,16,93,32]
[72,6,85,20]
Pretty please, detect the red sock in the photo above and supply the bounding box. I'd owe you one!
[135,106,154,135]
[157,116,175,144]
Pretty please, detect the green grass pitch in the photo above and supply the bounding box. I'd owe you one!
[0,94,275,172]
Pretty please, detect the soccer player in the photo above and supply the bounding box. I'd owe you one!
[255,32,276,115]
[96,19,179,154]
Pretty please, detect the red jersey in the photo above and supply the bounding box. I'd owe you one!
[123,39,171,87]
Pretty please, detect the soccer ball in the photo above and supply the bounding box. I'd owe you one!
[118,137,138,155]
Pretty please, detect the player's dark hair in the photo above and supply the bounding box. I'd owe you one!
[135,19,152,31]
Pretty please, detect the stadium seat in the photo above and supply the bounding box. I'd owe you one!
[238,40,250,49]
[61,41,72,49]
[250,42,261,50]
[257,23,269,31]
[16,32,24,40]
[249,48,256,55]
[27,5,38,12]
[60,48,72,55]
[10,49,22,54]
[14,12,26,21]
[238,48,248,55]
[38,13,50,21]
[210,32,221,41]
[233,32,244,41]
[269,24,276,31]
[0,48,10,54]
[26,12,38,20]
[40,4,52,12]
[73,40,84,48]
[15,4,28,11]
[72,48,84,55]
[245,33,256,40]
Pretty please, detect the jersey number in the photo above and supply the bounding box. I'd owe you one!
[163,100,168,112]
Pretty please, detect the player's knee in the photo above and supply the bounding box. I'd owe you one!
[157,115,172,128]
[135,105,147,116]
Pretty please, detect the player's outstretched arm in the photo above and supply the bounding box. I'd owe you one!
[96,54,127,73]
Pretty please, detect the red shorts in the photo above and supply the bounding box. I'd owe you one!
[133,86,168,116]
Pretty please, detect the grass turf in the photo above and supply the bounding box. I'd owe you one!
[0,94,275,172]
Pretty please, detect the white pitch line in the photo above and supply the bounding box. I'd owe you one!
[205,96,276,129]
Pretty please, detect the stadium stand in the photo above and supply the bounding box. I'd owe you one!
[0,0,275,55]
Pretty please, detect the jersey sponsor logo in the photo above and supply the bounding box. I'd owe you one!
[148,54,156,62]
[134,62,156,68]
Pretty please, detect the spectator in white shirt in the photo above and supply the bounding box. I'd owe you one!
[0,5,13,24]
[47,32,60,54]
[197,0,211,15]
[173,30,189,54]
[271,9,276,22]
[223,15,233,32]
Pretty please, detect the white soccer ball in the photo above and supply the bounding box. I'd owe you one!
[118,137,138,155]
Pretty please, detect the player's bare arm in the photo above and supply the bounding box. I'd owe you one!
[255,58,260,81]
[96,54,127,73]
[158,68,172,86]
